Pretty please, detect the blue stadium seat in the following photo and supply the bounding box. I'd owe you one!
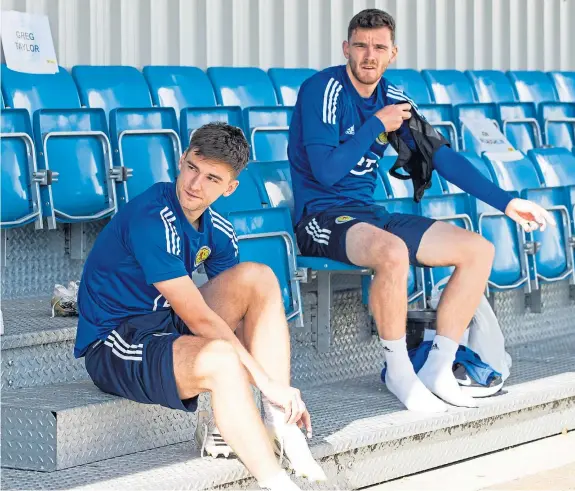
[384,69,433,104]
[538,102,575,151]
[207,67,278,108]
[483,152,574,293]
[442,152,529,293]
[1,64,80,115]
[212,166,266,216]
[421,69,477,105]
[1,109,43,228]
[248,161,295,218]
[267,68,316,106]
[507,71,559,104]
[227,206,303,326]
[548,71,575,102]
[497,102,542,153]
[465,70,518,103]
[1,91,5,108]
[243,107,292,161]
[378,156,443,199]
[109,107,181,203]
[418,104,459,149]
[455,102,500,153]
[143,66,217,115]
[33,108,118,227]
[527,147,575,186]
[72,66,152,116]
[180,107,243,146]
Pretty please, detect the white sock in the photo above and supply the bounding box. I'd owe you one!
[380,337,447,413]
[262,397,327,481]
[417,335,478,408]
[258,469,301,491]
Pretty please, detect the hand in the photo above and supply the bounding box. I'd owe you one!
[260,379,313,438]
[505,198,557,232]
[374,103,412,132]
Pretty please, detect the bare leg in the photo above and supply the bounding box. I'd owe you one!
[172,336,284,485]
[416,221,495,407]
[345,222,446,413]
[198,262,326,481]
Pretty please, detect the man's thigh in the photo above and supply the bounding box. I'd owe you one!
[416,220,481,267]
[296,207,435,267]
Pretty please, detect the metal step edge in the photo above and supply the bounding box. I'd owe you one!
[2,373,575,490]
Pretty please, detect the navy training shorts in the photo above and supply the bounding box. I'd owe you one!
[84,309,198,412]
[296,204,436,267]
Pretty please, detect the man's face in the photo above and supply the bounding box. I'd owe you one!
[176,150,239,214]
[343,27,397,86]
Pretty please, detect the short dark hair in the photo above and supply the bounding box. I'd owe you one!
[186,122,250,176]
[347,8,396,43]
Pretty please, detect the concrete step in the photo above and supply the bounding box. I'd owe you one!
[1,297,88,390]
[2,334,575,488]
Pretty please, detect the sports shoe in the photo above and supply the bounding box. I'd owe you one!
[195,411,233,458]
[51,281,80,317]
[454,362,503,397]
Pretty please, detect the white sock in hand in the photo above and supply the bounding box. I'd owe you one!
[417,334,478,408]
[381,337,447,413]
[262,397,327,482]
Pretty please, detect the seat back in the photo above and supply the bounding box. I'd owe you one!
[249,160,295,218]
[521,186,572,282]
[243,107,293,161]
[539,102,575,151]
[267,68,316,106]
[33,108,116,223]
[109,108,180,202]
[180,107,244,146]
[72,66,152,115]
[483,152,542,192]
[507,71,558,103]
[212,166,266,216]
[1,109,41,228]
[422,69,476,105]
[456,103,500,153]
[228,207,300,318]
[527,147,575,187]
[143,66,217,116]
[497,102,540,153]
[384,69,433,103]
[548,71,575,102]
[1,64,80,115]
[207,67,278,108]
[465,70,517,103]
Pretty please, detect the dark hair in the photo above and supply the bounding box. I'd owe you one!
[347,8,396,43]
[186,122,250,176]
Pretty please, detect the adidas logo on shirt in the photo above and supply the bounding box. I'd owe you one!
[345,125,355,135]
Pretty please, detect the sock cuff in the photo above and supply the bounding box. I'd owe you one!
[380,335,407,353]
[432,334,458,356]
[259,469,291,489]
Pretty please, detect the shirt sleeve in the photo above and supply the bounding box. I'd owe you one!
[301,75,345,147]
[127,204,189,285]
[204,223,240,280]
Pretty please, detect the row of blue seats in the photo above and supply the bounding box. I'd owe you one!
[385,70,575,154]
[2,65,574,156]
[3,94,575,308]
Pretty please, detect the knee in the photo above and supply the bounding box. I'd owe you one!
[372,238,410,274]
[235,261,279,294]
[455,234,495,268]
[197,339,243,384]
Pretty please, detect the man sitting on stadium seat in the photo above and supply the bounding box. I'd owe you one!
[288,9,555,412]
[74,123,326,489]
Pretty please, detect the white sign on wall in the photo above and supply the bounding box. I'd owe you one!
[1,10,58,74]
